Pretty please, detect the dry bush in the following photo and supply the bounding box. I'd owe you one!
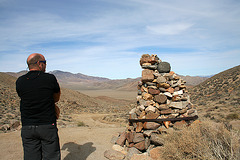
[161,120,240,160]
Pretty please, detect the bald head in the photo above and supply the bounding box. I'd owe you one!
[27,53,46,72]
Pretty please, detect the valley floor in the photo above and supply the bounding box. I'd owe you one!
[0,114,125,160]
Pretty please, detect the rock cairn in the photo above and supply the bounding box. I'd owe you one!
[104,54,198,160]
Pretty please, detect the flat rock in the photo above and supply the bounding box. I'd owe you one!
[148,88,160,95]
[170,102,183,109]
[104,149,125,160]
[160,109,172,115]
[143,122,161,130]
[146,112,159,119]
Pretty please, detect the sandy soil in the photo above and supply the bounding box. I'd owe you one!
[0,114,126,160]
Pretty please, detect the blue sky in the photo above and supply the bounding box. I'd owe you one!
[0,0,239,79]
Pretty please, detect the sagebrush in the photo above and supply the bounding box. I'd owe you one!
[161,120,240,160]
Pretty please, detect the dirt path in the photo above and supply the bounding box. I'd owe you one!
[0,114,126,160]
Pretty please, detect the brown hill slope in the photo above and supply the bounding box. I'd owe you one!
[189,65,240,122]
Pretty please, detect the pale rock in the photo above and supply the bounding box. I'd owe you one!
[145,106,156,113]
[130,153,153,160]
[136,96,142,102]
[173,90,183,96]
[104,149,125,160]
[112,144,124,152]
[170,102,183,109]
[142,64,157,70]
[129,108,136,114]
[138,105,145,111]
[164,92,172,98]
[146,82,157,86]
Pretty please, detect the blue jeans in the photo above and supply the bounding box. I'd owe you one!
[21,123,60,160]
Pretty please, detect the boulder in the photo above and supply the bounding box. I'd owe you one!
[157,62,171,73]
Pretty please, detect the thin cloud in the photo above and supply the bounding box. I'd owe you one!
[0,0,239,79]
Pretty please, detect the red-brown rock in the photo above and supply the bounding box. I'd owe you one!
[143,122,161,130]
[148,88,160,95]
[116,131,127,147]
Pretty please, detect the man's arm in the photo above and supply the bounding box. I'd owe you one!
[53,90,61,102]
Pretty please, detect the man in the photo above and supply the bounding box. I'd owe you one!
[16,53,61,160]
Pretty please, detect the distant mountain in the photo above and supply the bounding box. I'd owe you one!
[49,70,110,82]
[189,65,240,122]
[6,70,209,91]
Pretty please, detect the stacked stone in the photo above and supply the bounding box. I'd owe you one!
[132,54,198,125]
[104,54,198,160]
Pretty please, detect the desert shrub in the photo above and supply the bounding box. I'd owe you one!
[226,113,239,120]
[161,121,240,160]
[77,121,86,127]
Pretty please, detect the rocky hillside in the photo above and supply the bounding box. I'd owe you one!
[0,72,133,132]
[189,65,240,122]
